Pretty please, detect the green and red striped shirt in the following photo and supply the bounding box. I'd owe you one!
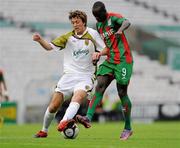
[96,12,133,64]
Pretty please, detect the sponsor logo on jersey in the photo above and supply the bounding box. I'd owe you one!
[100,28,114,40]
[73,49,89,58]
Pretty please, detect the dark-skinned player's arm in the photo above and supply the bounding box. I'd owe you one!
[116,19,131,35]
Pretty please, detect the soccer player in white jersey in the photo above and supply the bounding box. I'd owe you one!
[33,10,106,138]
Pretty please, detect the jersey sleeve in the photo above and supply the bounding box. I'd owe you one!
[51,34,68,50]
[110,13,127,25]
[116,17,126,25]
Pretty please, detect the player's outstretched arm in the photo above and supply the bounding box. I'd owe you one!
[33,33,53,51]
[116,19,131,35]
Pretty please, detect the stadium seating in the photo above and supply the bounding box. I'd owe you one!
[0,0,179,25]
[129,53,180,104]
[137,0,180,18]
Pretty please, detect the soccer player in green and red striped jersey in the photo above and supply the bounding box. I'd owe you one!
[76,1,133,140]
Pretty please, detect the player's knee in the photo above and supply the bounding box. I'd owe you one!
[95,83,106,93]
[118,89,127,98]
[48,104,59,113]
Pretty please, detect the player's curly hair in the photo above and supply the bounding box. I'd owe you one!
[69,10,87,26]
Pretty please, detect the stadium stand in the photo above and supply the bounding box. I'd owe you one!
[130,53,180,104]
[0,0,179,25]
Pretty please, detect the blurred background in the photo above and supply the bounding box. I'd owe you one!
[0,0,180,125]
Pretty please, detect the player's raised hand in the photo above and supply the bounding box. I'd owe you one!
[32,33,52,50]
[33,33,42,42]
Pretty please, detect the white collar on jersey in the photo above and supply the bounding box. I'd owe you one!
[75,27,88,38]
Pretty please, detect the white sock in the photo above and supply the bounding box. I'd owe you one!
[61,102,80,122]
[42,107,55,132]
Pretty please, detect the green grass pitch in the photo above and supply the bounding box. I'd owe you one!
[0,121,180,148]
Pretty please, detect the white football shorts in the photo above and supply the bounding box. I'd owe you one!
[55,73,94,100]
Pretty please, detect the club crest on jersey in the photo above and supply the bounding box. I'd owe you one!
[85,39,89,46]
[85,85,90,91]
[108,19,112,26]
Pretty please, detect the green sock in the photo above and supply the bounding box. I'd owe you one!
[87,92,103,121]
[121,95,132,130]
